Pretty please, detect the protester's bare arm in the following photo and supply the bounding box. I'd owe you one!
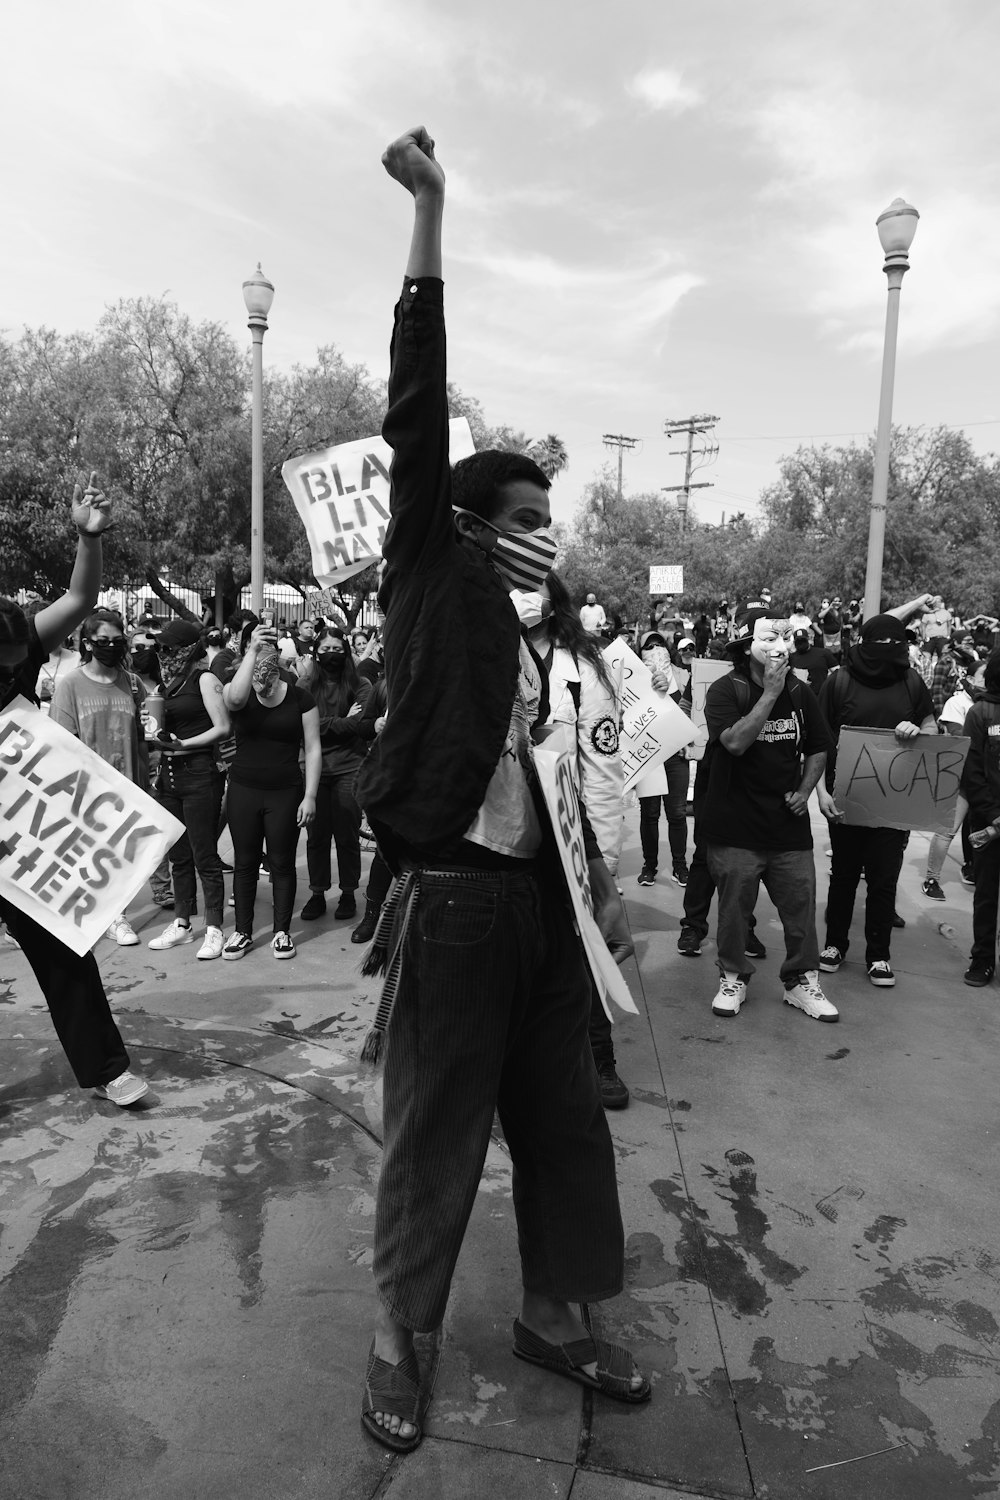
[589,857,634,964]
[885,593,934,624]
[34,472,111,654]
[298,705,322,824]
[818,786,844,822]
[382,126,444,279]
[720,659,787,756]
[785,751,827,816]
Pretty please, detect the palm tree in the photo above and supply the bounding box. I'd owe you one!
[525,434,569,481]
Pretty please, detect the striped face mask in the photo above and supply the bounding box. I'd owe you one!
[491,527,558,590]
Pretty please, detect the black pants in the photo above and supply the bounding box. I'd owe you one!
[825,823,908,963]
[228,780,301,934]
[157,755,225,927]
[639,754,688,869]
[306,767,362,895]
[366,848,393,909]
[682,838,757,943]
[1,900,129,1089]
[970,838,1000,967]
[374,870,623,1332]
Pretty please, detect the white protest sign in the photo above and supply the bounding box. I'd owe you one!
[649,566,683,594]
[282,419,477,589]
[602,641,696,792]
[0,702,184,956]
[834,728,970,836]
[690,659,733,730]
[532,739,638,1019]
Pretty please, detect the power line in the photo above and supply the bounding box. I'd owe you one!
[661,413,720,538]
[602,433,639,502]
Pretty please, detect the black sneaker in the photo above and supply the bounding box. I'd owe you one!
[867,960,896,987]
[677,926,702,957]
[152,893,175,910]
[961,864,976,886]
[921,877,945,901]
[637,865,656,886]
[334,892,357,919]
[964,961,995,987]
[744,929,767,960]
[891,911,906,929]
[819,945,844,973]
[595,1059,629,1109]
[672,861,689,886]
[300,893,326,921]
[222,931,252,961]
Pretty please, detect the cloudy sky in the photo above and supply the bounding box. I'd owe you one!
[4,0,999,533]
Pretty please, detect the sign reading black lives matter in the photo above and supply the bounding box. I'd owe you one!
[0,701,184,955]
[282,420,477,589]
[833,727,970,835]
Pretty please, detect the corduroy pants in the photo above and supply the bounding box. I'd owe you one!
[373,868,624,1332]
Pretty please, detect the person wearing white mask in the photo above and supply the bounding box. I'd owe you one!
[698,607,836,1022]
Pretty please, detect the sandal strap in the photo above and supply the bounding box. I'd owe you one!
[363,1344,421,1423]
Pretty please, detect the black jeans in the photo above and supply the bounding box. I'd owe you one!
[639,754,688,868]
[682,838,757,943]
[374,870,623,1332]
[970,838,1000,966]
[306,767,362,895]
[157,755,225,927]
[228,780,301,934]
[825,823,908,963]
[0,900,130,1089]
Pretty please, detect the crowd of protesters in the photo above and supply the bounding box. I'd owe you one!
[4,126,1000,1455]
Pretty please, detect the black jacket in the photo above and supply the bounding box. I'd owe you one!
[960,691,1000,830]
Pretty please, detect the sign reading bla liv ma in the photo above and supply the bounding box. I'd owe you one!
[532,738,638,1022]
[282,419,477,589]
[0,702,184,955]
[833,728,970,836]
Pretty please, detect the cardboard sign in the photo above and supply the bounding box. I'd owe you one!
[602,642,697,791]
[649,566,683,594]
[833,728,970,835]
[282,419,476,588]
[533,738,638,1019]
[690,659,733,730]
[0,701,185,955]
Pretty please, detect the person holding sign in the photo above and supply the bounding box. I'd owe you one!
[353,128,647,1454]
[699,607,836,1022]
[0,474,149,1107]
[958,648,1000,986]
[817,614,936,988]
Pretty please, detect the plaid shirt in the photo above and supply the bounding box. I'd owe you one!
[929,650,958,716]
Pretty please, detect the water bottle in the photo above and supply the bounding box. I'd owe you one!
[142,689,165,739]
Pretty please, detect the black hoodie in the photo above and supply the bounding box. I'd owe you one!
[960,690,1000,830]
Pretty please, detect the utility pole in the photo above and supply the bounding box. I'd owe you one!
[602,433,639,502]
[661,413,720,537]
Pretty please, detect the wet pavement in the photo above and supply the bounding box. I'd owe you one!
[1,813,998,1500]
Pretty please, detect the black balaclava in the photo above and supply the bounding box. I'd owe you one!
[847,613,910,687]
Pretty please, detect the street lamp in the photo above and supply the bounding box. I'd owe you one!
[862,198,919,621]
[242,263,275,616]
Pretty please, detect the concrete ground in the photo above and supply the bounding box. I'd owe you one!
[1,810,998,1500]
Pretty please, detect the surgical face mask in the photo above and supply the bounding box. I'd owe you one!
[510,590,550,629]
[88,637,127,667]
[749,620,792,667]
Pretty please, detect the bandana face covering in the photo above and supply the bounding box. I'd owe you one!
[252,654,280,694]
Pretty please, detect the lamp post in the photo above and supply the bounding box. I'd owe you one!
[242,264,275,616]
[862,198,919,622]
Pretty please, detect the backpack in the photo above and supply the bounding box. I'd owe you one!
[825,665,926,727]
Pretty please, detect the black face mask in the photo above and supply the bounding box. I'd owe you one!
[318,654,345,674]
[89,638,127,667]
[131,647,158,675]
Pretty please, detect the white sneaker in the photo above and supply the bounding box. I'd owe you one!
[148,919,195,951]
[197,926,225,961]
[784,971,839,1022]
[94,1070,149,1107]
[712,973,747,1017]
[107,916,140,946]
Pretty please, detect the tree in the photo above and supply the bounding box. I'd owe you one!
[526,434,569,481]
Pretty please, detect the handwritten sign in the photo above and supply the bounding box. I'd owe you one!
[533,738,638,1019]
[602,642,697,792]
[649,566,683,594]
[834,728,970,835]
[690,659,733,730]
[282,419,476,589]
[0,701,184,955]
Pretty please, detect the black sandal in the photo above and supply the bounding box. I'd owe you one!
[512,1318,651,1404]
[360,1339,423,1453]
